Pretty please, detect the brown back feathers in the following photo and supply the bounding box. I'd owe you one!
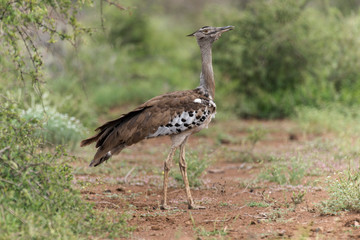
[80,89,216,167]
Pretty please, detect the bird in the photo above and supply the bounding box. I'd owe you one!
[80,25,234,210]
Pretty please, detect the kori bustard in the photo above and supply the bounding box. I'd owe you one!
[81,25,234,209]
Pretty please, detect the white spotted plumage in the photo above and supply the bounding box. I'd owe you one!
[147,104,214,138]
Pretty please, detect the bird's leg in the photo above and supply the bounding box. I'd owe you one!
[179,138,205,210]
[161,146,177,210]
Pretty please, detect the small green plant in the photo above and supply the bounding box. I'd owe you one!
[219,202,230,207]
[291,191,306,206]
[238,178,260,189]
[216,132,233,144]
[259,157,307,185]
[246,127,267,150]
[248,201,270,208]
[189,212,228,238]
[319,170,360,215]
[237,151,259,163]
[171,151,210,187]
[264,209,289,222]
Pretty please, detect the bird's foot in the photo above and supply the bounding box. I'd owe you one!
[160,204,178,210]
[188,204,206,210]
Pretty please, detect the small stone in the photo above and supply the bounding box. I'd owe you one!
[278,230,286,236]
[208,169,225,174]
[311,227,322,233]
[354,221,360,227]
[220,139,231,144]
[289,133,298,141]
[151,226,161,230]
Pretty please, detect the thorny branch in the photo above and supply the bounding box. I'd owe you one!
[0,204,26,224]
[1,0,127,90]
[103,0,126,10]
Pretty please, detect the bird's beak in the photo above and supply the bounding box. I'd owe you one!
[217,25,234,34]
[187,25,234,37]
[213,25,234,40]
[187,31,196,37]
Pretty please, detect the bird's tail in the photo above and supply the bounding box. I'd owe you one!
[80,134,101,147]
[89,145,125,167]
[89,151,112,167]
[80,106,148,167]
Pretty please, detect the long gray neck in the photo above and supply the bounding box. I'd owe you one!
[198,41,215,99]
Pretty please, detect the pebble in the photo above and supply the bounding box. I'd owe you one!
[151,226,161,230]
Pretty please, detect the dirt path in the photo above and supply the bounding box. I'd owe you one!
[76,120,360,239]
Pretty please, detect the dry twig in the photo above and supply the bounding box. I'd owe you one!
[124,166,136,183]
[103,0,126,10]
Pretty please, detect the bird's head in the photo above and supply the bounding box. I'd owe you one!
[188,25,234,44]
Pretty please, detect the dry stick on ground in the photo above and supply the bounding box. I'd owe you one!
[124,166,136,183]
[203,217,232,223]
[97,201,121,209]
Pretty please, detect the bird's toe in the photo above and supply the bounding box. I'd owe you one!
[160,204,178,210]
[188,204,206,210]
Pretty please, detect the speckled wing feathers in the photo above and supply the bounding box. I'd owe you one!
[81,89,216,166]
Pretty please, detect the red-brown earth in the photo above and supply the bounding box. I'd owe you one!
[74,120,360,239]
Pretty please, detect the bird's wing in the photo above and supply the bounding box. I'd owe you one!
[81,89,216,166]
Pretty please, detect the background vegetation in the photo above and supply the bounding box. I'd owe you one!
[2,0,360,238]
[4,0,360,122]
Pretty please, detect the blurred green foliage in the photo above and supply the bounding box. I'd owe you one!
[2,0,360,122]
[212,0,360,118]
[295,104,360,135]
[0,0,91,89]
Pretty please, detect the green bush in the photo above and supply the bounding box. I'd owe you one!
[0,99,131,239]
[21,94,86,148]
[104,7,151,55]
[210,0,360,118]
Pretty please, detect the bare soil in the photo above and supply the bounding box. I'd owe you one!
[76,120,360,239]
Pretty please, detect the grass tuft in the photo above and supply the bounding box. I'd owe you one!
[319,169,360,215]
[259,157,307,185]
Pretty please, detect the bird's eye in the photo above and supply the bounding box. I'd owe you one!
[203,30,208,34]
